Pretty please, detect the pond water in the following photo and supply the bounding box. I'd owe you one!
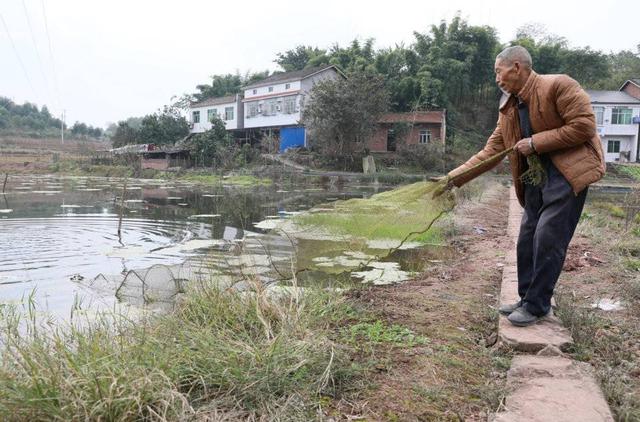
[0,174,444,321]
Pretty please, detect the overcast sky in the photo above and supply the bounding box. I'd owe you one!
[1,0,637,128]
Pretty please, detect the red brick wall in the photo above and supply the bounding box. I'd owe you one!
[142,158,169,170]
[367,127,389,152]
[366,123,444,152]
[622,82,640,100]
[400,124,442,147]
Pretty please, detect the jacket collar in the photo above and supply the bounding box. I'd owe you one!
[499,70,538,113]
[516,70,538,104]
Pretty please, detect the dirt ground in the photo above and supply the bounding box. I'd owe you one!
[324,180,639,420]
[0,136,103,173]
[328,181,513,421]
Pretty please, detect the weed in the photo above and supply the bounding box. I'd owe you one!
[348,320,429,347]
[0,280,355,420]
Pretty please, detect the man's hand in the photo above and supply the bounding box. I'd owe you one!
[430,175,454,198]
[514,137,535,156]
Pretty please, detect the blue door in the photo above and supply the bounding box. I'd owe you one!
[279,127,306,153]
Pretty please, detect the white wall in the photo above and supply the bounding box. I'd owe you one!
[190,101,239,133]
[593,103,640,162]
[243,80,301,100]
[243,68,343,129]
[601,135,635,163]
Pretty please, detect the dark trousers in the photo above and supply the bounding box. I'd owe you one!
[516,156,588,316]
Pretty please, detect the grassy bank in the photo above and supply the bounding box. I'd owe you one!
[554,194,640,420]
[0,281,357,420]
[44,159,273,186]
[295,181,453,244]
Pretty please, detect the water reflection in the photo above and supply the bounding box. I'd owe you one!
[0,174,394,320]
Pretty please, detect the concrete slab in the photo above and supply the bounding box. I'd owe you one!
[493,356,614,422]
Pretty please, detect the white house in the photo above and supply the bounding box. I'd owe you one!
[242,65,345,131]
[587,90,640,163]
[189,94,243,133]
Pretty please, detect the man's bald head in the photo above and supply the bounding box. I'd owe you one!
[496,46,533,69]
[494,46,533,94]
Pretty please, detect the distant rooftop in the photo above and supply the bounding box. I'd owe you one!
[191,94,238,108]
[243,65,344,90]
[587,90,640,104]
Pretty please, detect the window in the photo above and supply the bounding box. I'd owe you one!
[285,83,291,89]
[594,106,604,125]
[252,89,257,95]
[192,110,200,123]
[224,107,234,121]
[607,140,621,153]
[247,102,258,118]
[263,99,278,116]
[207,108,218,122]
[283,96,296,114]
[419,129,431,144]
[268,86,274,92]
[612,107,632,125]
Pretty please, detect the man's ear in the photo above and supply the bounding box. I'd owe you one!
[513,61,521,74]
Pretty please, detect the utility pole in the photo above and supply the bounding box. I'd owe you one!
[60,109,65,144]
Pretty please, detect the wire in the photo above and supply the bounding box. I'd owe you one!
[0,13,38,101]
[22,0,52,109]
[40,0,61,112]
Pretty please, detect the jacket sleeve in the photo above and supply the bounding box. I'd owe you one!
[447,117,506,187]
[531,75,596,154]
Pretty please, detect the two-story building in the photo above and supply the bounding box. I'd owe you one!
[242,65,345,152]
[189,94,243,133]
[587,89,640,162]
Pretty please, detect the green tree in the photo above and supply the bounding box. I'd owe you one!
[111,122,139,148]
[138,107,189,145]
[303,72,389,170]
[275,45,328,71]
[189,115,230,166]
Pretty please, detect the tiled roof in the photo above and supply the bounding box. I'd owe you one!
[587,90,640,104]
[378,111,445,124]
[243,65,343,89]
[191,94,238,108]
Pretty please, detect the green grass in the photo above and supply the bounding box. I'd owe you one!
[295,181,452,243]
[615,164,640,181]
[347,320,429,347]
[0,281,354,420]
[175,173,272,186]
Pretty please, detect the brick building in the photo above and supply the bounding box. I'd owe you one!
[366,111,446,152]
[621,79,640,101]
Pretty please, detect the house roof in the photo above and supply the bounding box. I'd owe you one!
[191,94,238,108]
[243,65,345,90]
[378,111,445,124]
[620,79,640,90]
[587,90,640,104]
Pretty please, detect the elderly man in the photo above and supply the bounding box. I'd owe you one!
[444,45,606,326]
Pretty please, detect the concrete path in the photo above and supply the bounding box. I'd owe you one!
[493,188,614,421]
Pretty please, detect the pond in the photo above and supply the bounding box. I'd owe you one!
[0,174,446,321]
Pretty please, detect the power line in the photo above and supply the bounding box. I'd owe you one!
[22,0,52,108]
[0,13,39,101]
[40,0,61,112]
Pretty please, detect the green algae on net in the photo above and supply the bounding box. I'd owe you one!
[294,181,455,248]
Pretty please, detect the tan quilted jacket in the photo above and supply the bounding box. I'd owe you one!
[448,70,606,206]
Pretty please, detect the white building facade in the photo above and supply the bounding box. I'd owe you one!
[587,90,640,163]
[189,94,243,133]
[242,65,344,130]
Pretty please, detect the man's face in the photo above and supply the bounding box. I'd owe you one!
[495,58,520,94]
